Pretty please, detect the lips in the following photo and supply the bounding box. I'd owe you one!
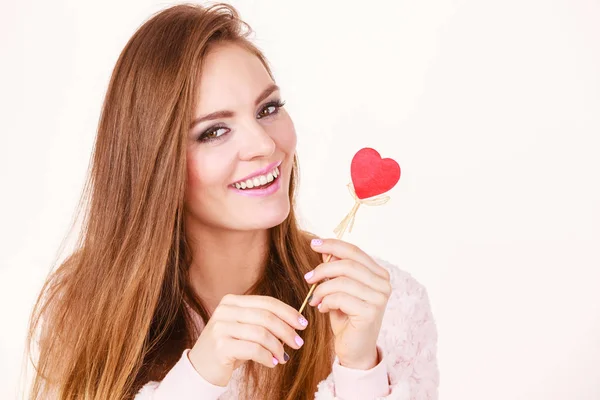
[231,160,282,186]
[231,170,282,197]
[232,165,280,190]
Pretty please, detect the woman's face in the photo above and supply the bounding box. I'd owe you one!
[185,42,297,232]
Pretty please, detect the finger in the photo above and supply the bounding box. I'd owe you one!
[216,304,305,351]
[225,337,281,368]
[213,321,286,364]
[310,238,389,280]
[308,276,388,308]
[322,252,340,263]
[317,292,377,319]
[219,294,309,331]
[304,259,391,296]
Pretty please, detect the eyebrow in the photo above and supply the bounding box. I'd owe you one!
[190,83,280,129]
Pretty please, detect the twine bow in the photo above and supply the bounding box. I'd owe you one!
[333,182,391,237]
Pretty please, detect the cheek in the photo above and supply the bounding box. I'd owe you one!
[185,149,230,191]
[272,114,297,153]
[186,151,204,190]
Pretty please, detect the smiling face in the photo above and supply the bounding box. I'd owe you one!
[184,42,297,232]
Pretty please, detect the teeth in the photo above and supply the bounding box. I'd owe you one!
[234,166,280,190]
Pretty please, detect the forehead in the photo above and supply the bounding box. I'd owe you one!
[196,43,273,110]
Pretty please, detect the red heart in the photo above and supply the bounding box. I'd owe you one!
[350,148,401,199]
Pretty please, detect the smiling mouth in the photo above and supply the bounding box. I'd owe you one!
[231,166,280,190]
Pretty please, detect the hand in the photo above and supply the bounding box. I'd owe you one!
[305,238,391,370]
[188,294,309,387]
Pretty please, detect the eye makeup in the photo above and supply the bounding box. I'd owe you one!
[196,99,286,143]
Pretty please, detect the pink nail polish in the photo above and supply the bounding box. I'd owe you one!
[272,357,279,365]
[311,238,323,246]
[295,335,304,347]
[304,270,314,280]
[317,302,322,310]
[298,315,308,326]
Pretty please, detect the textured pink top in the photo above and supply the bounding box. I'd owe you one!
[134,257,439,399]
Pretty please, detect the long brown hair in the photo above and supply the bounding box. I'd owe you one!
[25,3,334,399]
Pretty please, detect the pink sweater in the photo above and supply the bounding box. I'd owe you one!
[134,257,439,399]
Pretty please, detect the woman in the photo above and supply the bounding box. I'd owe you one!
[26,3,439,399]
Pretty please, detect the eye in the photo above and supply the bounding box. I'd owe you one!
[198,125,228,143]
[196,99,286,144]
[257,99,286,119]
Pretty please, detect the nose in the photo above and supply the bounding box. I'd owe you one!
[238,119,276,161]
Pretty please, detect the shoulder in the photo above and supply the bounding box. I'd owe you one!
[370,255,437,344]
[134,381,159,398]
[372,255,431,305]
[371,256,440,395]
[314,255,440,399]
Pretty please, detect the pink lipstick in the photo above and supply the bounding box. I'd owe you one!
[232,160,282,185]
[231,173,282,197]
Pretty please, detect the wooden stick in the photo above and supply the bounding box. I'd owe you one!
[297,253,333,314]
[297,202,358,314]
[282,184,390,359]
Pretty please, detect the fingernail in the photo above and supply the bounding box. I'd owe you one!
[304,270,314,280]
[298,315,308,326]
[295,335,304,347]
[317,302,322,310]
[311,239,323,246]
[272,357,279,365]
[283,351,290,362]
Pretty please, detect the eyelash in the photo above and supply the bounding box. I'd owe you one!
[197,99,287,143]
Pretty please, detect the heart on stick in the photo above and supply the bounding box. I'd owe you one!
[350,148,401,200]
[298,148,400,315]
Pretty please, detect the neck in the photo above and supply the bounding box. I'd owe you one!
[186,221,269,315]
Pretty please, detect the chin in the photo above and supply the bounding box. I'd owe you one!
[241,202,291,231]
[262,202,291,229]
[266,205,291,228]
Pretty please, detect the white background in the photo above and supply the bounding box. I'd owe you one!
[1,0,599,399]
